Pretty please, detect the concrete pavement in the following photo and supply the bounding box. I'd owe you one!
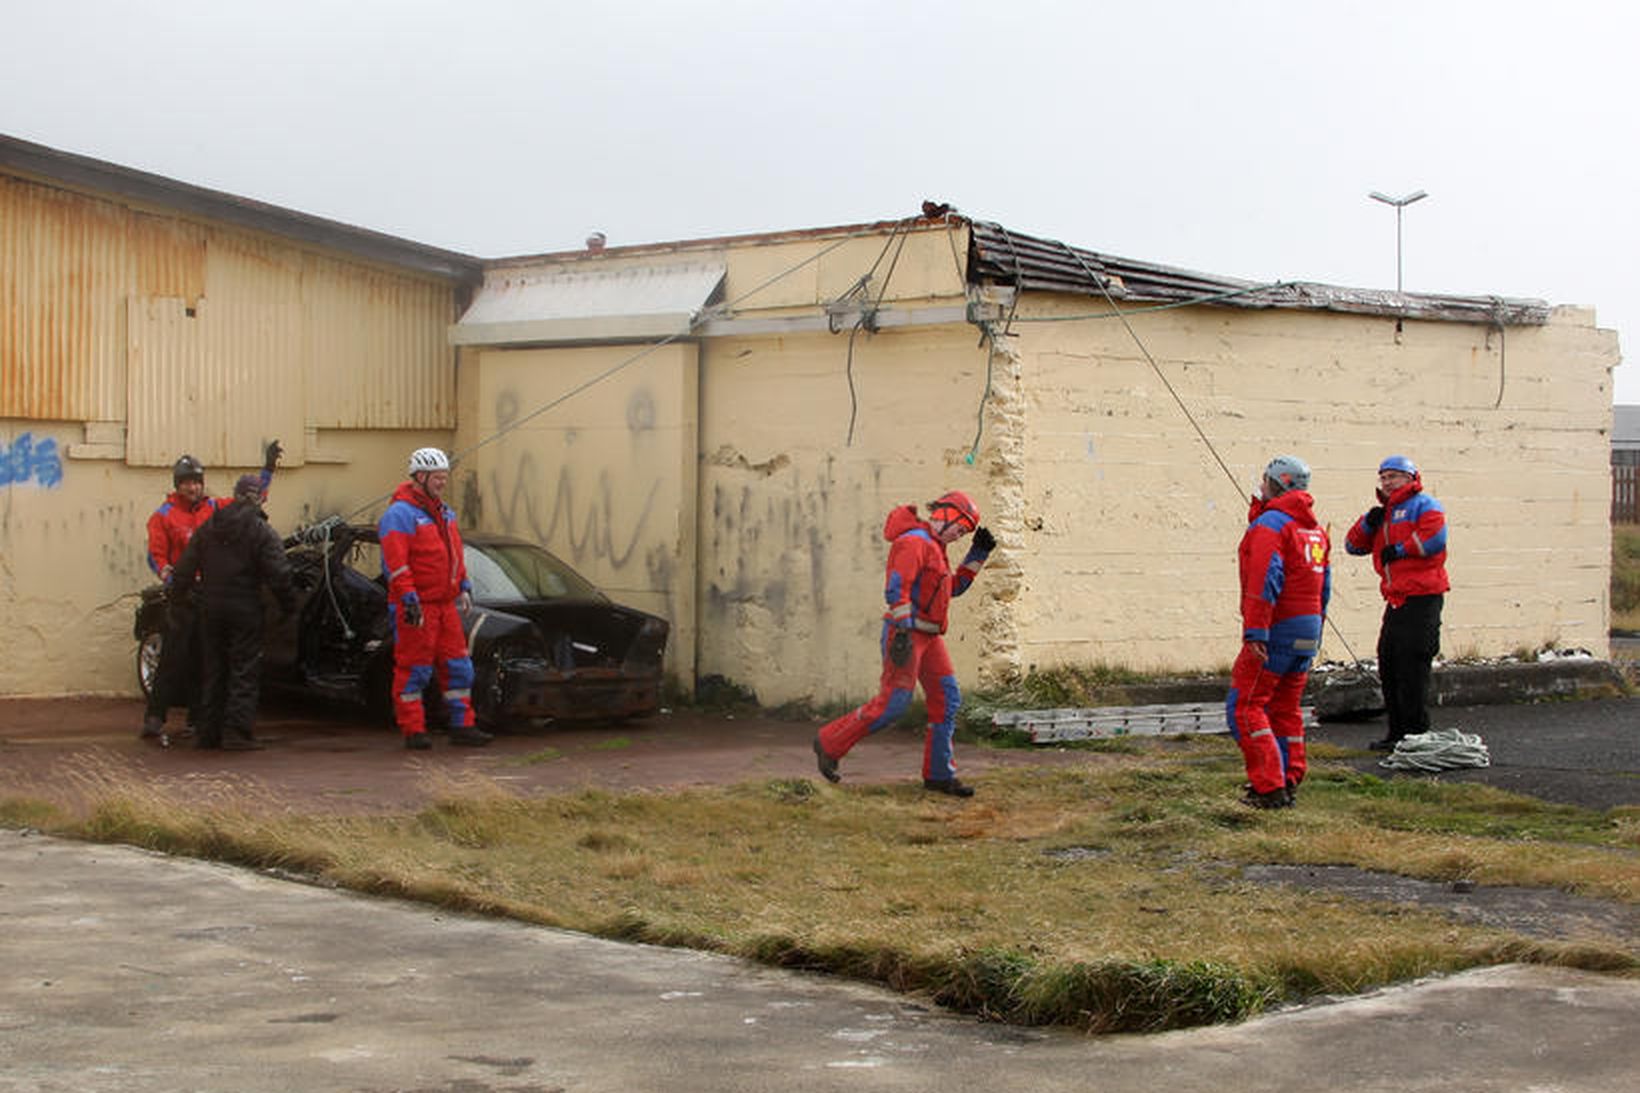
[3,830,1638,1092]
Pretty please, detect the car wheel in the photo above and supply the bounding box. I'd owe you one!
[136,628,163,700]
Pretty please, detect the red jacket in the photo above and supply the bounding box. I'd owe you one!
[879,504,990,635]
[1238,490,1331,644]
[378,481,470,605]
[146,468,271,577]
[1344,477,1449,607]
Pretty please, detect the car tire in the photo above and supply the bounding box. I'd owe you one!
[136,628,163,700]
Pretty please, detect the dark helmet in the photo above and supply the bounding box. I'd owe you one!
[172,454,205,487]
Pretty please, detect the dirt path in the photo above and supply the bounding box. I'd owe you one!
[0,696,1083,814]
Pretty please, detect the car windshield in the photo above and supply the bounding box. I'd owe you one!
[464,542,602,602]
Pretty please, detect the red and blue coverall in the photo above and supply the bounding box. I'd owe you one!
[1227,489,1331,795]
[378,481,475,737]
[815,504,992,782]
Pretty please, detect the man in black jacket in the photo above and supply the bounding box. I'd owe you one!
[171,474,296,750]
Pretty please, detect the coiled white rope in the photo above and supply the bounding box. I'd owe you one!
[1378,728,1491,771]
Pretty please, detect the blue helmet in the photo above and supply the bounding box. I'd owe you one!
[1378,454,1418,476]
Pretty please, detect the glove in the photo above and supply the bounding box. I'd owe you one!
[456,591,472,614]
[1363,505,1385,531]
[401,596,423,627]
[263,438,283,473]
[972,526,996,553]
[1379,544,1399,566]
[888,628,913,667]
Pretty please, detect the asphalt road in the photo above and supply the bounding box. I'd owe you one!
[1314,696,1640,810]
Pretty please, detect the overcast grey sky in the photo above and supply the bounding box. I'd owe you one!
[4,0,1635,402]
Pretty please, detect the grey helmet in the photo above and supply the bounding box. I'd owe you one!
[1262,454,1311,496]
[172,454,205,486]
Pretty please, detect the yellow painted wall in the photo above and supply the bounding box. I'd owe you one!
[1003,298,1620,678]
[0,426,446,696]
[451,343,699,680]
[695,323,1005,706]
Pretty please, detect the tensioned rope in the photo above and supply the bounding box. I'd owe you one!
[1030,232,1367,669]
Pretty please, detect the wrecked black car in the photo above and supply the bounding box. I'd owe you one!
[134,520,670,727]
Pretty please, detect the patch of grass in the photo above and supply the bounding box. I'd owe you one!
[9,742,1637,1035]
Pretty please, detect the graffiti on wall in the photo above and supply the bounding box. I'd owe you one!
[484,452,660,571]
[476,387,664,574]
[0,432,63,488]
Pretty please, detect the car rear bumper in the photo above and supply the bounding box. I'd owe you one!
[490,660,662,721]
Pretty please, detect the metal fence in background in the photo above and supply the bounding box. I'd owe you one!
[1616,463,1638,523]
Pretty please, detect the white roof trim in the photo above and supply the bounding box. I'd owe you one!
[449,262,725,346]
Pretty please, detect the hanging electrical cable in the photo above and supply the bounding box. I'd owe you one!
[835,217,916,446]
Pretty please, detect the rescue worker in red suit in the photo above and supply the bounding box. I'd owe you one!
[378,447,492,750]
[1344,454,1449,751]
[812,491,996,797]
[142,441,281,741]
[1227,455,1331,809]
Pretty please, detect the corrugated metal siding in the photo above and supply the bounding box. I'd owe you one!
[302,254,455,429]
[125,238,305,468]
[2,176,149,420]
[3,173,457,458]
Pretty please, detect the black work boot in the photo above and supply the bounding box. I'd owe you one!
[923,778,975,798]
[404,732,432,751]
[1240,785,1292,810]
[813,737,841,783]
[139,715,164,740]
[449,727,493,747]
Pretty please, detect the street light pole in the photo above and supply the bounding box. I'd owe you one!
[1368,189,1428,293]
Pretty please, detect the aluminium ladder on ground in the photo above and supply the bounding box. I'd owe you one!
[992,702,1316,744]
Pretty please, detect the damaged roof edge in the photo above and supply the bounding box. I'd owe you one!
[967,220,1552,326]
[0,133,485,284]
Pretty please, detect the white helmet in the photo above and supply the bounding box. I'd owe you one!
[408,447,450,474]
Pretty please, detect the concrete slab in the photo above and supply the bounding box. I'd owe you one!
[3,831,1637,1092]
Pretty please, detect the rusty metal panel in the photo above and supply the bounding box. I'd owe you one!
[2,177,120,420]
[123,237,455,467]
[302,253,456,429]
[6,168,452,457]
[126,237,303,469]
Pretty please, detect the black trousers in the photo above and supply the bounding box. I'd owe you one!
[1377,593,1443,740]
[198,597,266,747]
[145,593,203,726]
